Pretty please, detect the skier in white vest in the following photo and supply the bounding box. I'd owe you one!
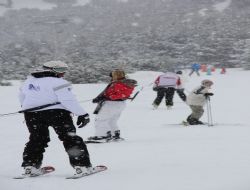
[18,61,92,177]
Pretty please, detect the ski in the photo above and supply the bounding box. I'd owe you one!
[167,122,208,127]
[181,121,210,126]
[14,166,55,179]
[85,137,125,144]
[168,122,247,127]
[66,165,107,179]
[181,121,213,127]
[84,140,104,144]
[181,120,188,126]
[84,137,125,144]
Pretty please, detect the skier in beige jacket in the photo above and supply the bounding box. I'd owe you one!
[186,79,214,125]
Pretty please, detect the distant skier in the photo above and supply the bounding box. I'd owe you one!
[185,79,214,125]
[152,71,181,109]
[206,65,213,75]
[88,69,137,142]
[220,67,226,74]
[175,70,187,102]
[189,63,201,76]
[18,61,93,177]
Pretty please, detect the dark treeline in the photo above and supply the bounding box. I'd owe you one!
[0,0,250,84]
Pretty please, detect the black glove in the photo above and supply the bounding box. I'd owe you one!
[92,98,99,103]
[77,114,90,128]
[92,96,105,103]
[204,93,214,97]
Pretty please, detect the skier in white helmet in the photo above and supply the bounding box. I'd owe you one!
[18,60,92,177]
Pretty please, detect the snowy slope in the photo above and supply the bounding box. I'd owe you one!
[0,68,250,190]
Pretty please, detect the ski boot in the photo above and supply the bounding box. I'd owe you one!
[23,166,42,177]
[87,131,112,143]
[187,116,203,125]
[152,103,158,110]
[111,130,124,141]
[166,102,173,110]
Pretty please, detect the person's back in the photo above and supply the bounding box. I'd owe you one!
[20,76,68,110]
[189,63,201,76]
[192,63,200,71]
[104,79,136,101]
[155,72,179,88]
[152,72,180,109]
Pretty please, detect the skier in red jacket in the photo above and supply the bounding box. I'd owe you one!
[88,69,137,142]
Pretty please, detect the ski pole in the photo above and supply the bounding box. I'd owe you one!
[129,86,144,101]
[206,97,213,126]
[0,102,61,117]
[130,90,140,101]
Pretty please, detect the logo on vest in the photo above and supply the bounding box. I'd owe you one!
[28,84,40,91]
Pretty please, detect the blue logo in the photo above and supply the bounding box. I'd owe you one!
[28,84,40,91]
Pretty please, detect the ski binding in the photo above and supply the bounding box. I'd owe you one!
[14,166,55,179]
[66,165,107,179]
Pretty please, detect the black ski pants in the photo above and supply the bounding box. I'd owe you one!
[153,87,175,106]
[176,89,186,102]
[22,109,91,168]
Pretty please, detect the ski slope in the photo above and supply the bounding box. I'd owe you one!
[0,68,249,190]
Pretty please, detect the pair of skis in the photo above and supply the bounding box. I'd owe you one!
[14,165,107,179]
[182,121,213,127]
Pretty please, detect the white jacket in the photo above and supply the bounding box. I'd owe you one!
[19,76,87,116]
[186,85,210,106]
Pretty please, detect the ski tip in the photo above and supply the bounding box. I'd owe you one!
[13,176,26,179]
[95,165,108,170]
[182,121,189,126]
[42,166,55,172]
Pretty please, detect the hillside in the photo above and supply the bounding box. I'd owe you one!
[0,0,250,83]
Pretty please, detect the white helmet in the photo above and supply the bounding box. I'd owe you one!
[201,79,213,87]
[42,61,68,73]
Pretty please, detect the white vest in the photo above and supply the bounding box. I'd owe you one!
[19,76,87,116]
[187,85,209,106]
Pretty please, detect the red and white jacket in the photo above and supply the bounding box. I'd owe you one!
[154,72,181,89]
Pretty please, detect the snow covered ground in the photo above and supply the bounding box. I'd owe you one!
[0,68,250,190]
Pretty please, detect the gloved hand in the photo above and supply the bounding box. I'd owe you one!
[92,96,105,103]
[77,114,90,128]
[92,98,99,103]
[204,93,214,97]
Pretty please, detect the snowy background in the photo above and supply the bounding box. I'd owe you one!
[1,0,250,83]
[0,68,249,190]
